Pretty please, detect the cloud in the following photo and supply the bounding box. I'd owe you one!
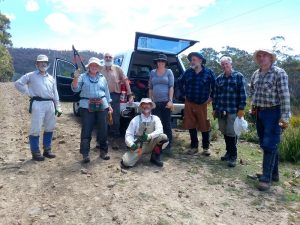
[42,0,215,53]
[45,13,75,34]
[25,0,39,12]
[3,13,16,21]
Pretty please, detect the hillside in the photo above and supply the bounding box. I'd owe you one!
[8,47,103,78]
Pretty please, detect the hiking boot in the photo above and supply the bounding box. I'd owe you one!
[150,153,163,167]
[120,160,132,169]
[227,159,237,168]
[221,152,230,161]
[82,156,90,164]
[202,148,211,156]
[43,148,56,158]
[186,148,198,155]
[257,181,271,191]
[32,152,45,161]
[256,173,279,182]
[100,152,110,160]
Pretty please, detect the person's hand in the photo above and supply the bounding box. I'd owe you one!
[237,110,245,118]
[212,110,217,120]
[55,107,63,117]
[166,101,174,110]
[108,106,113,113]
[73,69,81,79]
[130,143,138,151]
[140,133,151,142]
[128,95,134,104]
[279,119,289,129]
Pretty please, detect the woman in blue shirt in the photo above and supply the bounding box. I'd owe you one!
[149,54,174,154]
[72,57,112,163]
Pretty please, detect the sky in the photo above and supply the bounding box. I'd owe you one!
[1,0,300,55]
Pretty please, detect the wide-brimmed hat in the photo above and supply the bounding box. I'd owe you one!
[36,54,49,62]
[86,57,102,68]
[187,52,206,64]
[139,98,156,109]
[253,49,276,63]
[153,54,168,65]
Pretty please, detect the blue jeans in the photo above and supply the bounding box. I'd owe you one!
[152,101,172,149]
[80,108,108,157]
[256,107,281,183]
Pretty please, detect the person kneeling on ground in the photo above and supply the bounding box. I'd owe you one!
[121,98,169,168]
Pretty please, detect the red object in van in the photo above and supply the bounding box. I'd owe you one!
[120,83,127,103]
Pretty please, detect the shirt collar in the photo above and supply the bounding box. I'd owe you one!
[259,64,275,74]
[36,70,49,76]
[221,70,236,78]
[141,113,152,120]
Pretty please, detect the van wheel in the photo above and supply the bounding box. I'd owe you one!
[73,102,80,117]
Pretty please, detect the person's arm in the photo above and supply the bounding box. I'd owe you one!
[277,69,291,122]
[14,73,30,96]
[148,71,154,100]
[148,116,164,139]
[104,78,113,112]
[125,118,137,147]
[71,72,83,92]
[212,77,218,111]
[53,79,61,109]
[166,69,174,108]
[238,74,247,110]
[209,70,216,103]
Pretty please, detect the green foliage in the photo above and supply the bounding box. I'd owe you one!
[0,44,14,82]
[0,12,12,47]
[279,117,300,163]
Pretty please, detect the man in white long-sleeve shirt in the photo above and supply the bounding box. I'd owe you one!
[15,54,62,161]
[121,98,169,168]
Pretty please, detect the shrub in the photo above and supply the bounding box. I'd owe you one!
[279,126,300,163]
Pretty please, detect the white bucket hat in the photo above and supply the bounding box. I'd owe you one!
[253,49,276,63]
[139,98,156,109]
[36,54,49,62]
[86,57,102,68]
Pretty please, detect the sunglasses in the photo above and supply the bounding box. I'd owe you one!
[105,56,113,59]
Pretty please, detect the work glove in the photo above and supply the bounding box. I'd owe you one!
[130,143,138,151]
[279,119,289,130]
[55,107,63,117]
[140,133,151,142]
[237,110,245,119]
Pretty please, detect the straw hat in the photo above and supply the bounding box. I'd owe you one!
[139,98,156,109]
[253,49,276,63]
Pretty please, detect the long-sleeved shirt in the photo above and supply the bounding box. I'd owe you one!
[250,65,291,120]
[71,72,112,109]
[125,114,163,147]
[179,66,215,104]
[213,70,247,113]
[14,70,60,107]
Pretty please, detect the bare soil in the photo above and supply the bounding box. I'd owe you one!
[0,83,298,225]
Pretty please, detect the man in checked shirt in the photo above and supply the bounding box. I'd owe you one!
[213,56,247,168]
[250,49,291,191]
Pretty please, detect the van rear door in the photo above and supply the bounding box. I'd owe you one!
[53,58,80,102]
[134,32,198,55]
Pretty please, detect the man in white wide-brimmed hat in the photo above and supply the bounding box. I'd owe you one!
[15,54,62,161]
[250,49,291,191]
[121,98,169,168]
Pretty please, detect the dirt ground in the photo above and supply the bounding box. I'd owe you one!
[0,83,299,225]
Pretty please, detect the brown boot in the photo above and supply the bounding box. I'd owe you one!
[257,181,271,191]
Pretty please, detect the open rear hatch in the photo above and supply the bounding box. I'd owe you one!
[134,32,198,55]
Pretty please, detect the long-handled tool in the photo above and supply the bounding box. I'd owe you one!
[72,45,86,72]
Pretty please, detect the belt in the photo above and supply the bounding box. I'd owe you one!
[80,96,105,100]
[29,96,53,113]
[254,105,280,111]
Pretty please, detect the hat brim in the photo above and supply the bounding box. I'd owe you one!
[86,62,102,68]
[139,101,156,109]
[187,52,206,64]
[253,50,276,63]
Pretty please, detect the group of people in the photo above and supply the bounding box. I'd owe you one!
[14,48,290,192]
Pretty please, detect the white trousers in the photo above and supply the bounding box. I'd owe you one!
[30,101,56,136]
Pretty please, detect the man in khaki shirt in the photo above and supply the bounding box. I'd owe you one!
[100,53,134,148]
